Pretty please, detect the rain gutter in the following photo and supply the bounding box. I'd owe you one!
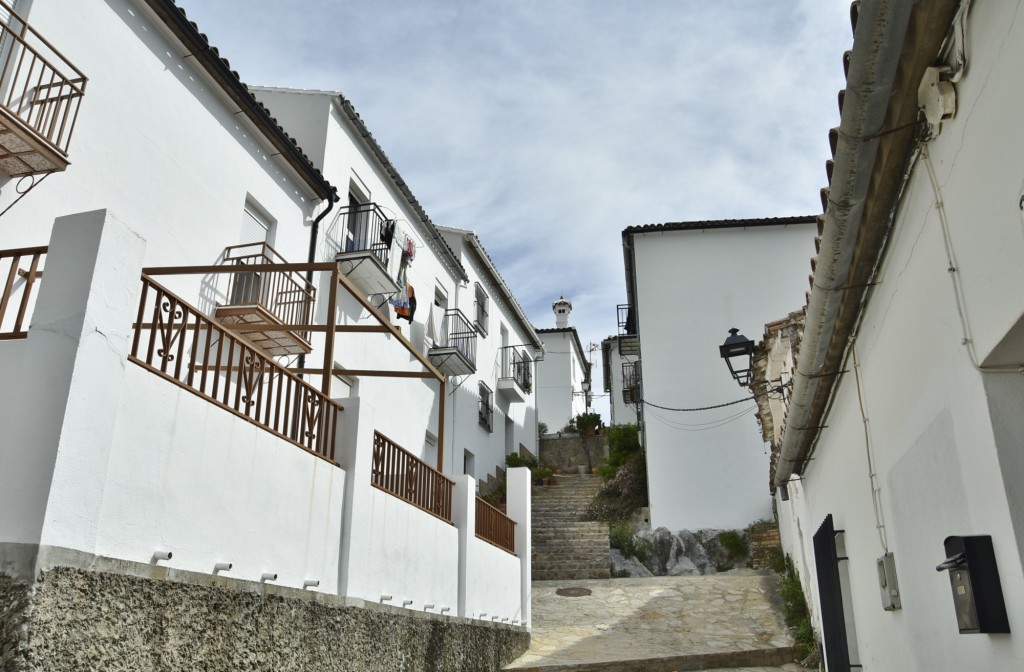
[776,0,961,487]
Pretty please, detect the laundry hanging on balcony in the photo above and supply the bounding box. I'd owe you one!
[394,284,416,322]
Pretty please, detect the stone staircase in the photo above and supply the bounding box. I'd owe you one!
[532,474,610,581]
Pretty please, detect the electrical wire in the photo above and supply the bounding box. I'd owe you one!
[642,382,787,412]
[645,405,757,432]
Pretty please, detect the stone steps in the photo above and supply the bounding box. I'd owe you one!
[531,474,610,581]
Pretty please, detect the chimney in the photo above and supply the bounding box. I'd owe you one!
[552,296,572,328]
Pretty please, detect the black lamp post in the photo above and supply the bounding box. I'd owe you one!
[719,327,755,386]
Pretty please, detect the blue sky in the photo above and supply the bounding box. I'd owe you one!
[177,0,852,417]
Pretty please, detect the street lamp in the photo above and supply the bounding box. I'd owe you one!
[719,327,755,386]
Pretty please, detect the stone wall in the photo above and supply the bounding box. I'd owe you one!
[538,433,608,472]
[1,566,529,672]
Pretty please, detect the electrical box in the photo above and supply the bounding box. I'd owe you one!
[936,536,1010,634]
[877,552,901,611]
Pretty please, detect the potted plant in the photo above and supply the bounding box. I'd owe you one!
[574,412,603,437]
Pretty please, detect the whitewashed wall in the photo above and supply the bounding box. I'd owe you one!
[603,336,639,427]
[1,0,322,290]
[536,330,588,431]
[777,1,1024,667]
[632,222,816,531]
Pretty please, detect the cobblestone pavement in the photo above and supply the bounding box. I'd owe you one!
[506,573,807,671]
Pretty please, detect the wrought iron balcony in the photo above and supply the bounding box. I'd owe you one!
[622,360,641,405]
[335,202,400,297]
[428,308,477,376]
[0,1,87,177]
[617,303,639,356]
[215,242,315,356]
[497,344,532,402]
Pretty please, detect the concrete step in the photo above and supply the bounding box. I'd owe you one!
[504,648,802,671]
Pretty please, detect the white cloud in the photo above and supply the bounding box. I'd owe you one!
[177,0,853,420]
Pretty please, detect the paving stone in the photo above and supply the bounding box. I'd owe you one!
[504,575,806,672]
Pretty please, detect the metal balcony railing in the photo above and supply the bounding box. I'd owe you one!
[622,360,641,405]
[130,276,342,463]
[617,304,636,336]
[220,242,316,347]
[476,497,515,554]
[371,431,453,523]
[337,202,394,269]
[0,1,87,172]
[0,244,44,338]
[499,345,532,393]
[437,308,477,363]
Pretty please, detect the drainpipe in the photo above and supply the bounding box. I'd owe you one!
[775,0,915,487]
[298,189,339,375]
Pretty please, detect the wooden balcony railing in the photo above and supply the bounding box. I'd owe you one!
[0,0,87,174]
[130,275,342,463]
[0,245,44,339]
[476,496,516,555]
[371,431,453,523]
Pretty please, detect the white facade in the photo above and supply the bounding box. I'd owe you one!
[623,218,816,531]
[0,0,530,626]
[601,335,639,427]
[768,1,1024,668]
[536,323,591,432]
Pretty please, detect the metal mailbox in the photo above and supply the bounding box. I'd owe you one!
[936,535,1010,634]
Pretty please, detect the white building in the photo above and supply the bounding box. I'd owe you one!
[761,1,1024,669]
[600,333,639,427]
[0,1,532,662]
[535,297,592,432]
[621,217,817,531]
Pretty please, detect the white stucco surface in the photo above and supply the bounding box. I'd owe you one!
[776,2,1024,668]
[632,223,816,531]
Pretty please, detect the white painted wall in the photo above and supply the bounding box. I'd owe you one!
[456,473,529,624]
[536,329,589,431]
[0,0,321,280]
[776,2,1024,667]
[602,336,639,427]
[631,222,816,531]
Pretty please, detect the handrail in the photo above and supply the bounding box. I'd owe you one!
[129,275,341,463]
[0,244,45,339]
[0,0,87,156]
[371,430,453,523]
[337,202,394,268]
[219,242,316,335]
[622,361,641,404]
[475,496,516,555]
[435,308,477,367]
[617,304,636,337]
[499,345,532,393]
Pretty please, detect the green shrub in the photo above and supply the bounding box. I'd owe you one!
[584,452,648,522]
[537,421,548,437]
[609,520,651,563]
[506,452,537,469]
[718,530,749,559]
[596,424,641,481]
[779,555,815,651]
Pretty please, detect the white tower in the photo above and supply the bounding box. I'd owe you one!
[552,296,572,328]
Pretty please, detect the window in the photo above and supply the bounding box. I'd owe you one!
[478,382,493,432]
[474,282,489,335]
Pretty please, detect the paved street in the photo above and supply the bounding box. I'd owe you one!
[506,573,806,671]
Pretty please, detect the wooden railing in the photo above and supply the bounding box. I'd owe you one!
[476,497,516,555]
[371,431,453,523]
[0,0,87,156]
[0,245,44,339]
[129,275,342,463]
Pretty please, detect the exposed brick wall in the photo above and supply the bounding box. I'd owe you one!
[749,522,783,570]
